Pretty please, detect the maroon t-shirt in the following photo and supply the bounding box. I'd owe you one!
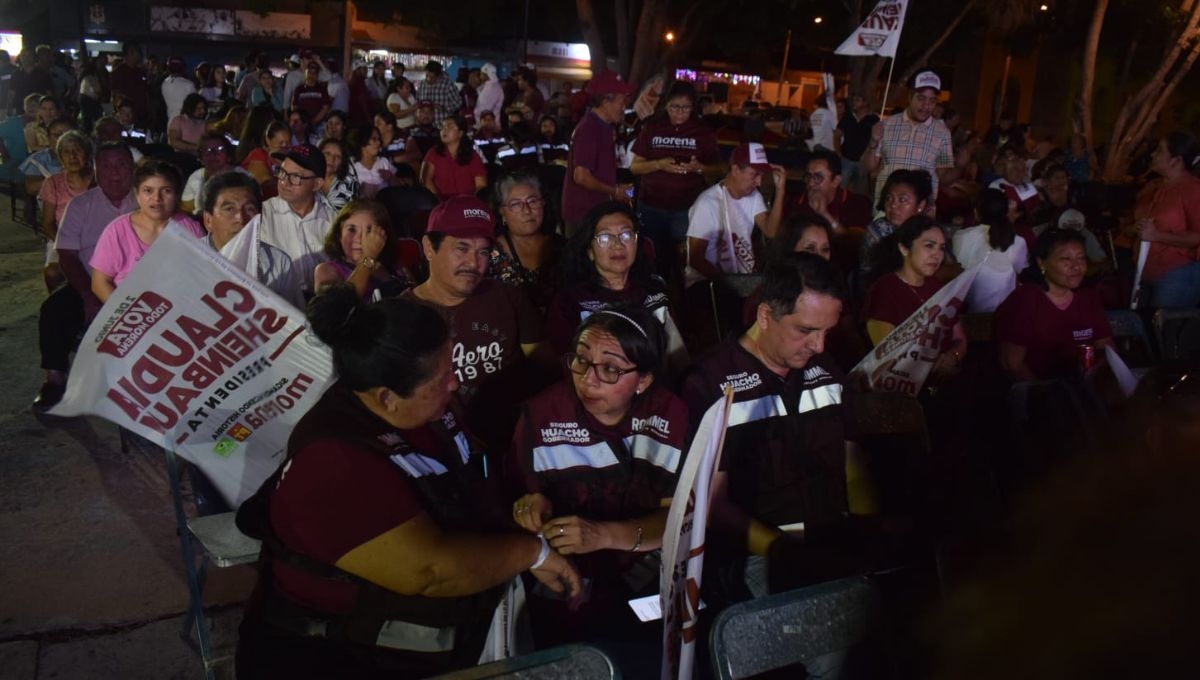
[993,283,1113,379]
[291,83,331,121]
[790,188,875,230]
[631,117,720,211]
[863,272,946,327]
[563,110,617,224]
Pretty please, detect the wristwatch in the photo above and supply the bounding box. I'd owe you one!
[359,256,381,271]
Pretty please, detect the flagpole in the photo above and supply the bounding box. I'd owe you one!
[879,56,896,117]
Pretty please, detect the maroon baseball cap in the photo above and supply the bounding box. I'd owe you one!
[427,196,495,242]
[730,143,772,173]
[271,143,327,178]
[417,99,435,110]
[585,70,634,97]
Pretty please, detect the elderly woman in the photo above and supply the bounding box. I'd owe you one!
[507,305,686,653]
[90,161,205,302]
[544,201,672,354]
[235,289,580,678]
[37,130,93,245]
[487,171,563,309]
[421,115,487,201]
[863,215,966,373]
[313,199,408,301]
[995,228,1114,381]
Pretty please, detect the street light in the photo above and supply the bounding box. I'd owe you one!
[664,30,676,43]
[813,16,823,24]
[1039,4,1048,10]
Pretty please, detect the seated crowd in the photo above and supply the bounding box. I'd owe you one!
[11,45,1200,677]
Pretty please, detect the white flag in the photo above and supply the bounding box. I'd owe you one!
[51,224,335,506]
[851,265,980,395]
[834,0,909,58]
[660,387,734,680]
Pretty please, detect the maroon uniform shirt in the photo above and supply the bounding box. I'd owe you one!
[994,283,1113,379]
[631,117,720,211]
[562,110,618,224]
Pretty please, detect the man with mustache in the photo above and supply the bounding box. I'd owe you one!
[404,196,546,451]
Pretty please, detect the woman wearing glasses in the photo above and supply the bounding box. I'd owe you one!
[506,305,686,655]
[488,172,563,310]
[629,80,721,282]
[544,201,672,355]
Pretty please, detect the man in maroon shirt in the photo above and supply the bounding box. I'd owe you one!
[562,70,634,235]
[291,62,331,128]
[109,43,149,128]
[791,149,874,232]
[346,59,374,128]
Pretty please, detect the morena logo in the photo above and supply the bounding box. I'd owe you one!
[462,208,491,220]
[97,292,173,358]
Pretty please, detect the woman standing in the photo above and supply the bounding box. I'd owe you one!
[90,162,205,301]
[313,199,407,300]
[235,289,580,678]
[630,81,720,281]
[488,172,563,309]
[863,215,966,372]
[421,115,487,200]
[1134,132,1200,308]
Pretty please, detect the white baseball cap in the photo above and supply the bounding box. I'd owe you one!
[912,70,942,93]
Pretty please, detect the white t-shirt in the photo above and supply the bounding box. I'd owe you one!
[353,157,397,194]
[327,75,350,113]
[181,166,253,213]
[808,105,838,151]
[684,182,766,288]
[161,75,197,120]
[386,93,417,128]
[952,224,1029,313]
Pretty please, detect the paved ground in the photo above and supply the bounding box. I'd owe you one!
[0,196,253,680]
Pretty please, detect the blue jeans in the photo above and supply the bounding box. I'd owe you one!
[841,157,869,197]
[1149,261,1200,309]
[637,204,690,283]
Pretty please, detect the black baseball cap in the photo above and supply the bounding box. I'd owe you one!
[272,143,326,178]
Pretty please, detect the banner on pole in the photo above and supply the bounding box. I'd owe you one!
[661,388,734,680]
[51,225,335,506]
[850,266,980,396]
[834,0,909,58]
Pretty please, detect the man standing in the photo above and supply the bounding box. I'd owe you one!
[835,93,879,196]
[291,61,331,128]
[562,70,634,233]
[682,253,865,599]
[35,143,136,411]
[863,70,956,205]
[790,149,873,232]
[109,43,149,127]
[201,172,299,305]
[325,59,350,114]
[281,54,304,112]
[160,56,196,121]
[403,196,545,448]
[220,143,331,303]
[346,60,374,129]
[416,61,462,127]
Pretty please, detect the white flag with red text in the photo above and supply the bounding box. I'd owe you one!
[834,0,909,58]
[50,224,335,506]
[661,387,734,680]
[851,265,980,395]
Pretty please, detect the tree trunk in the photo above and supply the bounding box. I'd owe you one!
[1102,0,1200,181]
[895,0,982,87]
[616,0,635,78]
[1073,0,1108,142]
[628,0,669,86]
[653,1,712,77]
[576,0,608,73]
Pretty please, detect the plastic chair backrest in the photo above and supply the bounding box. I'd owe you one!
[1104,309,1155,365]
[393,237,423,270]
[376,186,438,238]
[432,643,618,679]
[1153,308,1200,361]
[709,577,879,680]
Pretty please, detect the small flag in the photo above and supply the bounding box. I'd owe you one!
[834,0,909,58]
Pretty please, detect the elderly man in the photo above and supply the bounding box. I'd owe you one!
[416,60,462,127]
[220,143,331,303]
[201,171,299,306]
[403,195,545,450]
[562,70,635,234]
[682,252,870,600]
[34,142,136,411]
[180,132,251,214]
[864,70,957,205]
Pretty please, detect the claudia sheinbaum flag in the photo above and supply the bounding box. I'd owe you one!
[834,0,909,58]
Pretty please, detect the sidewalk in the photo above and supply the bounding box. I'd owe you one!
[0,197,253,679]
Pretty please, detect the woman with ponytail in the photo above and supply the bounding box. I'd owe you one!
[235,287,580,678]
[952,187,1030,312]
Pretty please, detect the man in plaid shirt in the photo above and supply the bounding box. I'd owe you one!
[864,70,957,207]
[416,60,463,126]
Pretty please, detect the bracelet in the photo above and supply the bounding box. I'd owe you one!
[529,534,551,570]
[630,525,643,553]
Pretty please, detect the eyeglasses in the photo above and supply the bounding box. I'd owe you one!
[667,104,693,112]
[276,168,317,186]
[566,353,637,385]
[503,196,544,212]
[593,230,637,249]
[201,145,229,154]
[804,172,828,184]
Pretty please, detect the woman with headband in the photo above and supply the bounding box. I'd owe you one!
[505,305,688,659]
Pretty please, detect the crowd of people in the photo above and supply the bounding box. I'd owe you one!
[5,41,1200,677]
